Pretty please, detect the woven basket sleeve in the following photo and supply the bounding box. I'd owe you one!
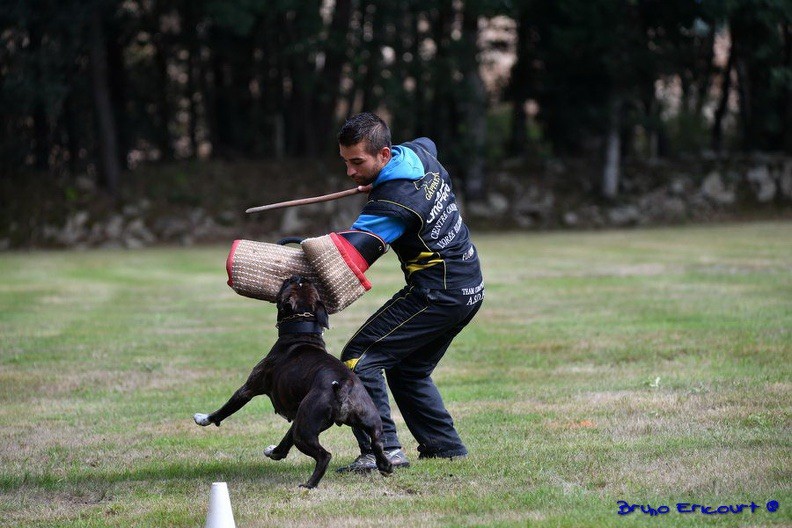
[301,235,368,313]
[227,240,320,303]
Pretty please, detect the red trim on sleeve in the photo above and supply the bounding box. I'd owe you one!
[226,239,241,287]
[329,232,372,291]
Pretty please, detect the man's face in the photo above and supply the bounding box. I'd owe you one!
[339,141,391,186]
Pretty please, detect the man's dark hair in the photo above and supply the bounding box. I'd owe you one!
[337,112,391,155]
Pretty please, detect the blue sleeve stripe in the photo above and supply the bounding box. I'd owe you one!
[351,214,406,244]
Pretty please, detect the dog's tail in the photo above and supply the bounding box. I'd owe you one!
[332,379,354,425]
[331,379,353,401]
[331,380,344,395]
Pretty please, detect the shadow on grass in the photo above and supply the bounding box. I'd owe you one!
[3,459,307,491]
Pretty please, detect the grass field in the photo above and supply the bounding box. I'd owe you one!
[1,222,790,527]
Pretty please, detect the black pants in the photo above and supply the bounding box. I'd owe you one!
[340,285,483,457]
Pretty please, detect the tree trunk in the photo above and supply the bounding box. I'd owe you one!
[461,4,488,200]
[506,5,532,156]
[314,0,352,152]
[184,2,200,158]
[63,90,82,174]
[734,57,751,150]
[28,22,49,170]
[88,11,121,200]
[711,39,734,153]
[360,3,384,114]
[262,10,286,159]
[695,29,716,118]
[510,101,528,155]
[105,19,129,165]
[430,1,455,148]
[602,99,621,199]
[153,33,173,160]
[781,22,792,152]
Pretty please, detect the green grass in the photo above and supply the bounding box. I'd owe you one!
[1,222,790,527]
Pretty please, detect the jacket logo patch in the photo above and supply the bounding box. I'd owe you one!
[415,172,441,200]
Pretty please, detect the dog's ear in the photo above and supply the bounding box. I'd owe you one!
[314,301,329,329]
[275,279,291,309]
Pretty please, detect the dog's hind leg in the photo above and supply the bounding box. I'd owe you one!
[195,360,270,427]
[293,431,332,489]
[365,422,393,475]
[264,423,294,460]
[294,439,331,489]
[194,384,257,427]
[292,395,334,488]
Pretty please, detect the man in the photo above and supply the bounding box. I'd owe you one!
[333,112,484,472]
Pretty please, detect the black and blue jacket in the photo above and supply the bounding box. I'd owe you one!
[351,138,482,292]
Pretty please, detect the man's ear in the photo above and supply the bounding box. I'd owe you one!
[315,301,329,329]
[379,146,392,164]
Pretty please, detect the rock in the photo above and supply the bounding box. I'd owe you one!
[563,211,579,227]
[189,208,207,225]
[467,199,498,219]
[670,176,693,196]
[153,216,190,241]
[104,214,125,240]
[638,190,687,223]
[515,215,534,228]
[662,197,687,220]
[100,240,123,249]
[488,192,509,215]
[41,224,60,243]
[545,159,566,176]
[746,166,776,202]
[701,171,735,205]
[122,204,140,217]
[87,223,105,245]
[514,191,554,227]
[607,205,641,226]
[217,210,238,226]
[125,218,156,244]
[573,205,605,227]
[780,160,792,199]
[124,236,145,249]
[75,176,97,193]
[57,211,90,245]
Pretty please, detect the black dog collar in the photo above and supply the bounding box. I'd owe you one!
[277,319,324,336]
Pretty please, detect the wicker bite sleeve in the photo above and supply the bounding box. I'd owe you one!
[226,239,320,303]
[300,234,371,313]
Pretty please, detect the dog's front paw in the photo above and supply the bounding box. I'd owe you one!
[263,445,286,460]
[193,413,213,427]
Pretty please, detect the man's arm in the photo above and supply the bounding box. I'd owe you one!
[352,214,406,244]
[328,213,405,274]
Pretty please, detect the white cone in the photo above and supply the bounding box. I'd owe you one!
[205,482,236,528]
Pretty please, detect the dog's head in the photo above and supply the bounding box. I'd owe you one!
[276,275,329,329]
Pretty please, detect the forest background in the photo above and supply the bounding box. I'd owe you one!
[1,0,790,248]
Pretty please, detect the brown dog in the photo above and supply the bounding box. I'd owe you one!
[193,275,392,488]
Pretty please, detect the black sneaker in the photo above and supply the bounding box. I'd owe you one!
[336,448,410,473]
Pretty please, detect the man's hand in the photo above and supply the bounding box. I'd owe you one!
[358,184,373,193]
